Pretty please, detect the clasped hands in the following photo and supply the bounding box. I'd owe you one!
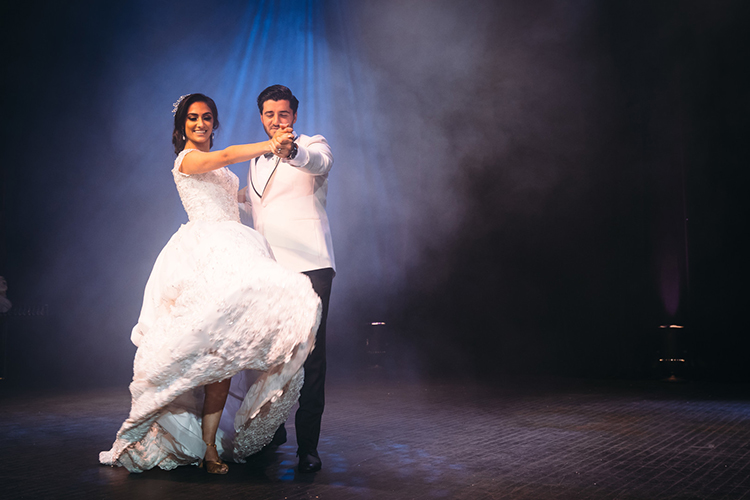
[269,125,295,159]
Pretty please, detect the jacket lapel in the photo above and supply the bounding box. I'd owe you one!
[250,156,281,199]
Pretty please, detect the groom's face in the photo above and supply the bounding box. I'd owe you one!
[261,99,297,139]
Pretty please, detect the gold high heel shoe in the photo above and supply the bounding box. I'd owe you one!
[202,442,229,474]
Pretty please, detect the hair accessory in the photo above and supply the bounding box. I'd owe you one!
[172,94,190,115]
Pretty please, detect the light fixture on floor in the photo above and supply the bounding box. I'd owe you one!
[366,321,388,368]
[658,324,687,382]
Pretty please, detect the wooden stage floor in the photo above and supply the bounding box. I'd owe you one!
[1,372,749,499]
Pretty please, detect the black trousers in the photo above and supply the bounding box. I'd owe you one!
[296,267,334,454]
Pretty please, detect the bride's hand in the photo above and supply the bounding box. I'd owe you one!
[268,138,279,155]
[272,127,295,157]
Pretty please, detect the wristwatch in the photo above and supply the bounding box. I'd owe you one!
[288,143,298,160]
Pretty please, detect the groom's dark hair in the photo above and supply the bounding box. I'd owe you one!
[257,85,299,114]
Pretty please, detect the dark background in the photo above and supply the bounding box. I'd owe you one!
[1,0,748,388]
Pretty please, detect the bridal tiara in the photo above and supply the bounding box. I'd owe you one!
[172,94,190,115]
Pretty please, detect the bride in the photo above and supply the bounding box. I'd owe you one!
[100,93,320,474]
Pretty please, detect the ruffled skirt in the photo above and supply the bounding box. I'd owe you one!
[99,220,320,472]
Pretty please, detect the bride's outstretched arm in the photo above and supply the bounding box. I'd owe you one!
[179,141,273,174]
[179,127,294,175]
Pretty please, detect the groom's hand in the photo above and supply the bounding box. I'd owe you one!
[271,126,295,158]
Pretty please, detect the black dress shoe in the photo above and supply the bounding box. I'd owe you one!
[298,451,322,473]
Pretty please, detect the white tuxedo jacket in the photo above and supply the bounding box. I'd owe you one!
[243,133,335,273]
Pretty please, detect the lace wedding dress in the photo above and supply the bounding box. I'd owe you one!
[100,150,320,472]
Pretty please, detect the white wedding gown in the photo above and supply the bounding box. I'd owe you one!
[100,150,320,472]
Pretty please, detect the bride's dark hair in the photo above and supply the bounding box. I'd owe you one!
[172,93,220,155]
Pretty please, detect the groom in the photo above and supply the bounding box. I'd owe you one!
[240,84,335,473]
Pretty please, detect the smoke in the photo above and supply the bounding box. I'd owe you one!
[327,0,609,275]
[3,0,622,384]
[6,0,743,385]
[319,0,634,376]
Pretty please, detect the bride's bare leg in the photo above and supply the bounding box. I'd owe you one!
[203,378,231,464]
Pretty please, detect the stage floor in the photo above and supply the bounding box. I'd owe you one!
[1,372,749,499]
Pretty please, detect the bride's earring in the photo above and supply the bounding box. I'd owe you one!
[182,134,186,140]
[211,132,215,140]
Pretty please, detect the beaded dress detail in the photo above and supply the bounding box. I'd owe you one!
[100,150,320,472]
